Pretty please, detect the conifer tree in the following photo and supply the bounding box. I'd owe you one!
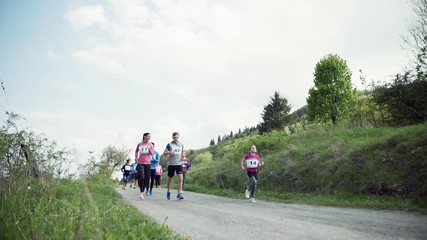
[259,91,292,133]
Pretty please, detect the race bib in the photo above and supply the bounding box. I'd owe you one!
[246,158,259,168]
[124,165,131,171]
[172,146,182,155]
[139,146,150,154]
[182,161,188,167]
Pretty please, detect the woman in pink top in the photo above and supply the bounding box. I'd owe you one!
[135,132,154,200]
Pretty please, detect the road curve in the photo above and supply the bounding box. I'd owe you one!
[116,187,427,240]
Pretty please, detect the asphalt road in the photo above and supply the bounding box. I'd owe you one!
[116,187,427,240]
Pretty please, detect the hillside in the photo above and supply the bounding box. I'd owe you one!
[184,123,427,210]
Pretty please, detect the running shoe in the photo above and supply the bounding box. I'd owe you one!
[149,189,153,196]
[177,193,184,199]
[139,193,145,200]
[167,191,171,200]
[146,191,150,196]
[249,198,256,203]
[245,189,250,199]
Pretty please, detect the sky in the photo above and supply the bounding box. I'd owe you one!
[0,0,415,174]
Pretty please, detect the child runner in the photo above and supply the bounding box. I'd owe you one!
[154,163,163,188]
[121,159,132,190]
[130,159,138,189]
[181,151,191,186]
[148,142,160,196]
[240,145,264,203]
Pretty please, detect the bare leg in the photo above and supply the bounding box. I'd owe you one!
[167,176,173,192]
[177,174,183,193]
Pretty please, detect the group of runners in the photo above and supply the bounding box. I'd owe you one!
[121,132,191,200]
[121,131,264,203]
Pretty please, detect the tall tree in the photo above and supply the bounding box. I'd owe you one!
[306,54,357,124]
[403,0,427,80]
[259,91,292,133]
[372,72,427,125]
[98,145,130,177]
[370,0,427,126]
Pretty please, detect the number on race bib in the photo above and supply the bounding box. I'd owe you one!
[246,158,259,168]
[139,146,149,154]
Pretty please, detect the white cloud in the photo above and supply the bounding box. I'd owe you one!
[214,104,262,132]
[64,5,109,30]
[109,0,150,26]
[152,116,194,147]
[71,45,124,72]
[173,85,211,104]
[46,50,60,61]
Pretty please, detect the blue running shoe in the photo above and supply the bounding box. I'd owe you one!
[146,191,150,196]
[149,189,153,196]
[177,193,184,199]
[167,191,171,200]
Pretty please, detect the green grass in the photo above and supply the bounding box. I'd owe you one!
[0,177,185,240]
[185,123,427,214]
[185,184,425,213]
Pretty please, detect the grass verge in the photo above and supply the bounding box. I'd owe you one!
[0,178,185,240]
[184,184,426,214]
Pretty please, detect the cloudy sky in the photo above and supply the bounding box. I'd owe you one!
[0,0,415,173]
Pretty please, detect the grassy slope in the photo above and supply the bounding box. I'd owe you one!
[185,123,427,213]
[0,178,185,240]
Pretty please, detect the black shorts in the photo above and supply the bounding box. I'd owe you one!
[168,165,183,177]
[247,171,258,180]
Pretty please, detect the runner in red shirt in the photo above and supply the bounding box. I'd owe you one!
[240,145,264,203]
[182,151,191,186]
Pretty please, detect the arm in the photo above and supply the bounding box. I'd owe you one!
[240,157,245,170]
[135,144,139,160]
[155,152,161,163]
[163,144,171,156]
